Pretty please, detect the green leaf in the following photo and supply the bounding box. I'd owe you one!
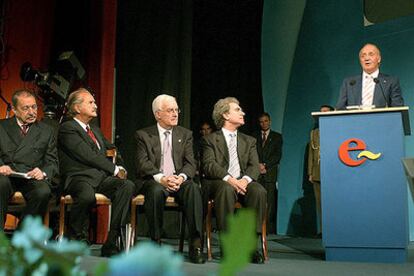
[219,209,257,276]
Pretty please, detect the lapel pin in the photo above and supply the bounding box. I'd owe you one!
[178,139,182,143]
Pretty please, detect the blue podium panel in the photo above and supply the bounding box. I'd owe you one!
[320,112,408,263]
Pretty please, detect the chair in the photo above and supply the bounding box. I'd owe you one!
[129,194,185,251]
[5,191,51,230]
[57,149,117,242]
[58,193,112,242]
[205,200,268,261]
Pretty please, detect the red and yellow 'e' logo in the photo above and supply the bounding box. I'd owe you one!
[338,138,381,167]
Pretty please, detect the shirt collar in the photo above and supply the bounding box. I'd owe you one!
[221,127,237,137]
[15,117,31,128]
[73,117,89,131]
[363,69,379,79]
[262,129,270,136]
[157,123,173,135]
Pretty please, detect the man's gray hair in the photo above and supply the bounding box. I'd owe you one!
[11,89,36,108]
[66,88,90,118]
[152,94,177,116]
[212,97,239,129]
[359,43,381,57]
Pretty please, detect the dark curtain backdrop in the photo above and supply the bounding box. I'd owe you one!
[50,0,117,139]
[116,0,264,176]
[191,0,264,136]
[116,0,193,176]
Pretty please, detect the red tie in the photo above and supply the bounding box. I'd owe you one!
[21,124,29,136]
[262,132,267,147]
[86,126,98,147]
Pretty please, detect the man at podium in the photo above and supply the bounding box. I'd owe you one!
[336,43,404,110]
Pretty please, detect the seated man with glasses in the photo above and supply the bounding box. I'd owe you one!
[135,94,205,264]
[0,89,58,231]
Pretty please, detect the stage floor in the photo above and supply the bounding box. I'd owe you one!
[80,234,414,275]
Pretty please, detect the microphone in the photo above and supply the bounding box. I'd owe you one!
[350,80,356,86]
[373,78,388,108]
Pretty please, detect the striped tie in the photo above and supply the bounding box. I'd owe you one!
[362,76,374,106]
[228,133,240,178]
[21,124,29,136]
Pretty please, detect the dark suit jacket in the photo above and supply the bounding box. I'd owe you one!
[254,130,282,183]
[336,73,404,110]
[58,119,117,189]
[201,130,260,181]
[135,125,196,180]
[0,117,58,180]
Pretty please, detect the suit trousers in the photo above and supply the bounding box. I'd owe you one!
[65,176,135,240]
[0,175,51,230]
[205,179,267,234]
[142,179,203,241]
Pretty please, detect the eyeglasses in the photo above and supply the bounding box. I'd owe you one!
[160,108,181,114]
[19,104,38,112]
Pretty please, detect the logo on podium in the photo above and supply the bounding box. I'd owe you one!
[338,138,381,167]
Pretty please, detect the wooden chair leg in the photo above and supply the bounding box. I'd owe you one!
[130,203,137,247]
[43,205,50,227]
[206,201,213,261]
[179,212,185,253]
[58,198,65,239]
[262,209,268,261]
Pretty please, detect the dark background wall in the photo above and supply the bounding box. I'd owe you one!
[116,0,265,177]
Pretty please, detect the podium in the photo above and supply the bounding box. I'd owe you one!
[312,107,411,263]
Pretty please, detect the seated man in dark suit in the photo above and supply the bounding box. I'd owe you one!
[201,97,267,264]
[336,43,404,110]
[135,94,205,264]
[58,88,135,257]
[0,89,58,231]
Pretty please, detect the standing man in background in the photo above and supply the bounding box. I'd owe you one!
[0,89,58,231]
[254,112,282,234]
[336,43,404,109]
[308,104,334,237]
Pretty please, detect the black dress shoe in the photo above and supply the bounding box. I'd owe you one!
[189,247,206,264]
[101,241,120,257]
[251,250,264,264]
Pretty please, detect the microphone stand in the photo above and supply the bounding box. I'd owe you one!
[0,90,11,118]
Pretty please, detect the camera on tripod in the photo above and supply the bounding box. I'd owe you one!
[20,51,85,119]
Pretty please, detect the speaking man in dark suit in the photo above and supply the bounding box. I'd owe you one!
[253,112,282,234]
[135,94,205,264]
[201,97,267,264]
[336,43,404,110]
[0,89,58,230]
[58,88,135,257]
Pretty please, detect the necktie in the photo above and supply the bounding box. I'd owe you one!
[21,124,29,136]
[262,131,267,147]
[362,76,374,106]
[86,126,99,147]
[228,133,240,178]
[162,131,175,176]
